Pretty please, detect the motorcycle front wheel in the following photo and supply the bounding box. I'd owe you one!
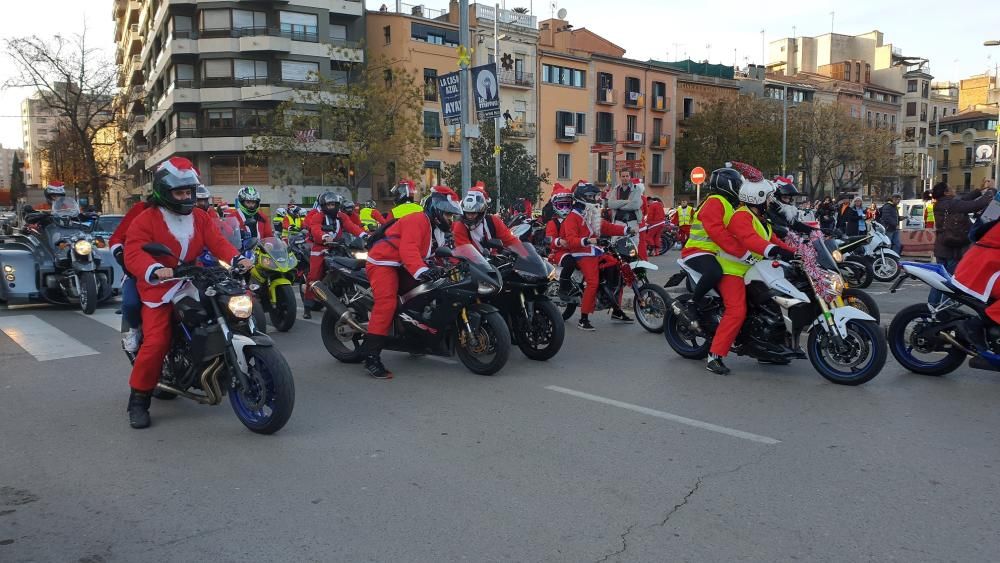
[633,283,671,333]
[663,296,710,360]
[871,254,900,283]
[78,272,97,315]
[269,284,297,332]
[887,303,967,376]
[229,346,295,434]
[842,259,873,289]
[807,319,886,385]
[517,300,565,361]
[456,310,511,375]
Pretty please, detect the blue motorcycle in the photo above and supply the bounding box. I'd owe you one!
[887,262,1000,375]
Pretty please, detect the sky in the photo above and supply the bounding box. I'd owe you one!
[0,0,996,150]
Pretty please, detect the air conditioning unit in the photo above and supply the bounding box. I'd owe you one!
[563,125,576,138]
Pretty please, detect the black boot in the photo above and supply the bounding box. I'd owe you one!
[362,335,393,379]
[302,300,313,320]
[960,318,988,351]
[558,278,573,299]
[706,354,731,375]
[127,389,152,429]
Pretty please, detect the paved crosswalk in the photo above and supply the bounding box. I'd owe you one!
[0,314,100,361]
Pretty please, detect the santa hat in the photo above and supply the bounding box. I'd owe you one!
[773,176,794,186]
[471,181,491,201]
[47,180,65,189]
[726,161,763,183]
[551,182,572,196]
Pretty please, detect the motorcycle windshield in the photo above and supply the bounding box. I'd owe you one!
[506,240,549,278]
[813,238,839,271]
[51,197,81,218]
[216,217,243,250]
[452,244,493,270]
[259,237,292,266]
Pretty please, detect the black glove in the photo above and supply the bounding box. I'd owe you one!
[769,247,796,261]
[113,246,125,267]
[417,267,446,282]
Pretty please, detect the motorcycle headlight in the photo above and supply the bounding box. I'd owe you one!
[73,240,93,256]
[227,294,254,319]
[831,250,843,263]
[258,255,275,270]
[353,251,368,260]
[828,272,845,296]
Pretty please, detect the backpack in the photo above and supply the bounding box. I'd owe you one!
[938,205,972,248]
[365,218,398,250]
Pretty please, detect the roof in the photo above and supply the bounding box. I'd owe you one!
[650,59,734,79]
[940,110,995,125]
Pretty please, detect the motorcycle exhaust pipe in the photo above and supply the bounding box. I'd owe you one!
[939,332,976,357]
[199,357,225,406]
[310,281,367,333]
[155,382,214,405]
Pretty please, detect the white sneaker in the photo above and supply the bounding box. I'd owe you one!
[122,329,141,354]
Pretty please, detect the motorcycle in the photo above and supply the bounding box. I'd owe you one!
[202,218,268,332]
[485,237,565,361]
[824,229,875,288]
[125,242,295,434]
[663,229,887,385]
[887,262,1000,376]
[836,222,900,282]
[0,197,116,313]
[508,213,550,258]
[312,243,512,375]
[648,223,679,257]
[550,235,673,333]
[249,236,299,332]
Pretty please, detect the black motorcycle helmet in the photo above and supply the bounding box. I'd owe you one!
[572,182,601,206]
[150,157,201,215]
[424,186,462,232]
[43,181,67,205]
[317,191,343,218]
[707,167,743,205]
[391,180,416,206]
[773,176,799,205]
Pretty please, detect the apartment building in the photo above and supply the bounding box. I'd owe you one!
[0,145,20,192]
[933,110,998,190]
[115,0,366,204]
[20,94,61,189]
[768,30,933,196]
[958,74,997,112]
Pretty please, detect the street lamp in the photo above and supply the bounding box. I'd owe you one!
[985,40,999,189]
[492,6,509,205]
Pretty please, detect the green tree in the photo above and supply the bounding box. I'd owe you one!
[9,152,26,203]
[442,120,549,209]
[250,47,426,201]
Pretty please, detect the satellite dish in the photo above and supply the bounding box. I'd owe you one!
[557,7,567,19]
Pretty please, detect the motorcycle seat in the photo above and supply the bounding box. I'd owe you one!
[841,235,869,245]
[329,256,365,270]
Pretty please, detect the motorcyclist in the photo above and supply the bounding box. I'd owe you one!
[194,184,212,212]
[122,157,252,429]
[363,186,463,379]
[767,177,815,237]
[273,207,287,235]
[560,181,634,331]
[452,191,519,254]
[545,184,577,297]
[706,166,796,375]
[110,194,155,354]
[951,217,1000,351]
[283,203,305,238]
[224,186,274,240]
[300,192,363,319]
[360,200,386,231]
[343,200,363,229]
[21,181,68,230]
[385,179,423,221]
[640,196,667,256]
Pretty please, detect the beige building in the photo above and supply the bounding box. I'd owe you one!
[115,0,367,205]
[933,110,998,190]
[20,94,61,189]
[958,74,997,112]
[0,145,20,192]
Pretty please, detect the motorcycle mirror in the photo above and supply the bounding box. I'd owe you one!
[510,224,531,238]
[141,242,175,258]
[483,238,504,250]
[435,246,453,258]
[245,237,259,250]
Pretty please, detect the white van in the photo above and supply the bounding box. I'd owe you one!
[899,199,926,229]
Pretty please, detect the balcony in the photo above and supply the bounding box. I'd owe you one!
[648,171,670,186]
[556,124,578,143]
[447,134,461,151]
[502,121,535,139]
[425,135,443,148]
[597,88,616,105]
[960,159,977,168]
[940,159,950,169]
[651,134,671,149]
[474,4,538,29]
[622,131,644,147]
[595,128,616,145]
[498,70,533,88]
[624,91,644,109]
[651,95,670,112]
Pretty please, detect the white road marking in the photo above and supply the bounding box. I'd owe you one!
[422,355,458,365]
[0,315,100,361]
[79,309,124,331]
[544,385,781,445]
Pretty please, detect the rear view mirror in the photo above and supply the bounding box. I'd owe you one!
[435,246,453,258]
[142,243,174,258]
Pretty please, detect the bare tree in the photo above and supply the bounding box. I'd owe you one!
[5,27,117,210]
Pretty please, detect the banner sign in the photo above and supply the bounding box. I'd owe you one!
[437,71,462,126]
[471,64,501,120]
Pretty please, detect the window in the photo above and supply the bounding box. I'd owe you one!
[383,25,391,44]
[891,114,896,130]
[653,117,663,140]
[904,127,916,141]
[423,68,438,101]
[626,114,638,135]
[573,69,585,88]
[906,102,917,117]
[683,97,694,118]
[281,60,318,83]
[850,106,858,119]
[279,11,318,41]
[920,103,927,121]
[173,15,193,37]
[423,111,441,139]
[907,79,917,93]
[652,154,663,183]
[596,112,614,143]
[237,108,270,129]
[384,69,393,87]
[557,154,571,179]
[411,23,458,46]
[844,62,851,82]
[427,33,444,45]
[233,10,266,32]
[867,111,872,126]
[174,63,195,86]
[575,113,586,135]
[625,77,640,95]
[201,9,230,31]
[918,127,927,147]
[855,62,861,83]
[597,155,610,184]
[235,60,268,83]
[943,148,950,165]
[598,72,613,91]
[921,81,930,99]
[865,64,871,83]
[542,64,584,87]
[175,111,196,131]
[203,59,232,80]
[329,22,348,43]
[964,172,972,189]
[206,109,234,129]
[329,68,349,86]
[556,111,576,139]
[932,106,937,120]
[965,146,974,163]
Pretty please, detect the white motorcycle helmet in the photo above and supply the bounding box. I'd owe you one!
[738,178,776,207]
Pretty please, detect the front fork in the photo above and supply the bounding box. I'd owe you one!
[209,298,253,392]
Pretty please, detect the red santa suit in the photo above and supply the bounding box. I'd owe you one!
[123,207,239,392]
[640,200,667,258]
[223,207,274,239]
[303,210,364,304]
[680,196,747,261]
[366,211,445,337]
[109,201,152,257]
[346,209,363,228]
[709,207,795,358]
[452,214,519,254]
[560,205,626,314]
[546,217,568,266]
[952,224,1000,324]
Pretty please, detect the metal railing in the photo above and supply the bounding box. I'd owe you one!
[498,70,533,88]
[597,88,616,105]
[651,95,670,111]
[651,134,670,149]
[624,91,644,108]
[595,128,616,144]
[503,122,535,138]
[474,4,537,28]
[424,135,443,148]
[622,131,644,145]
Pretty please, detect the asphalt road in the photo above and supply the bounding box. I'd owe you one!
[2,256,999,563]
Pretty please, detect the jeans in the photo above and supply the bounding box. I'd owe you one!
[888,229,902,255]
[928,257,960,305]
[121,276,141,328]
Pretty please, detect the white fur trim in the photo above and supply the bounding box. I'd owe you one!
[763,244,776,259]
[145,263,165,284]
[367,257,401,267]
[158,207,195,260]
[110,243,123,253]
[413,266,429,279]
[951,272,1000,303]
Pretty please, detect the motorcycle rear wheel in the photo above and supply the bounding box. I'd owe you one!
[633,283,670,333]
[457,311,511,375]
[887,303,966,376]
[842,288,880,320]
[842,259,873,289]
[79,272,97,315]
[807,319,886,385]
[229,345,295,434]
[269,284,297,332]
[321,303,368,363]
[663,296,710,360]
[517,300,565,361]
[871,254,900,283]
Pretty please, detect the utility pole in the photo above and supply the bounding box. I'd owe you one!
[782,84,788,176]
[459,0,472,195]
[986,40,1000,189]
[494,3,502,204]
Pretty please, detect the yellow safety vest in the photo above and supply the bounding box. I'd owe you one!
[360,207,381,230]
[716,206,773,277]
[284,215,302,233]
[685,195,737,254]
[391,202,423,220]
[924,201,935,224]
[676,206,693,226]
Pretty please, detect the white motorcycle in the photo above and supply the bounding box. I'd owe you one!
[853,222,901,282]
[663,231,887,385]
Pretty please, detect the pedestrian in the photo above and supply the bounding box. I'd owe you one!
[929,181,995,305]
[922,190,935,229]
[865,202,878,222]
[817,196,836,230]
[878,194,902,254]
[841,196,867,236]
